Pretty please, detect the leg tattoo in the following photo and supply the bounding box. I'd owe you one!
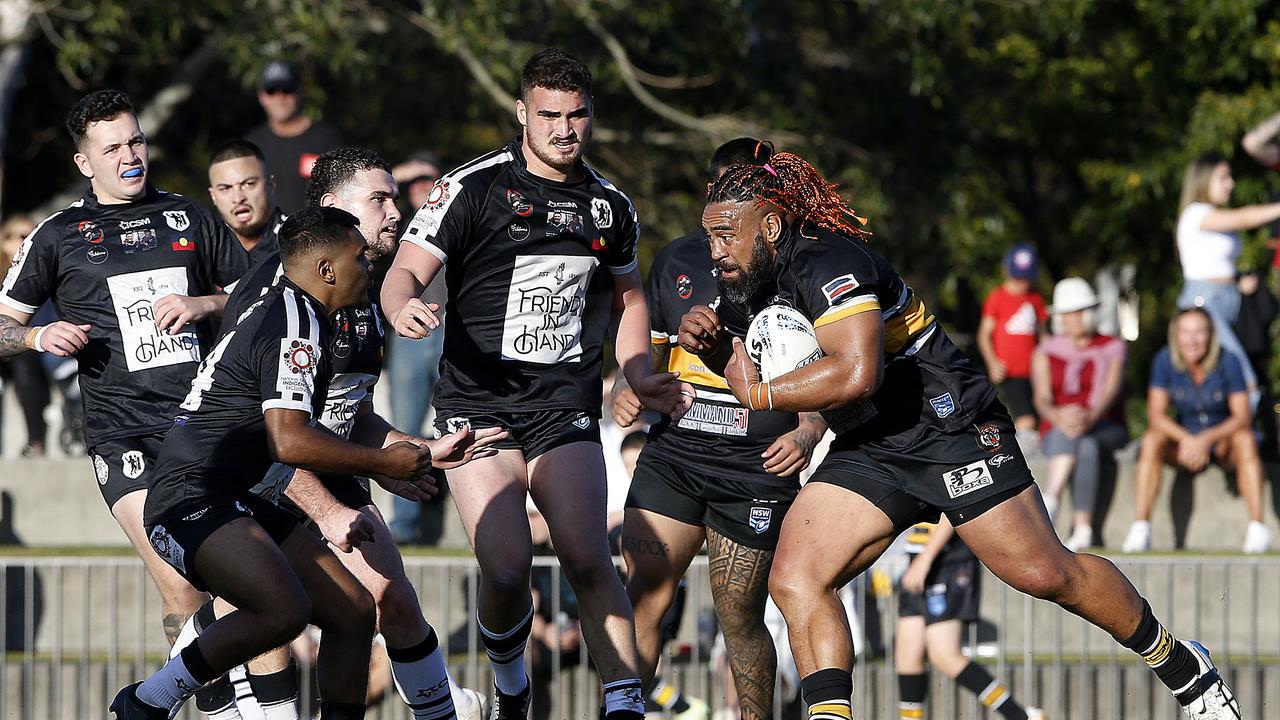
[707,529,776,720]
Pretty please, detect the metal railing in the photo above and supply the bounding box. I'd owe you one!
[1,554,1277,719]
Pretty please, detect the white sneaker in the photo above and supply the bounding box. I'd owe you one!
[454,686,486,720]
[1026,708,1048,720]
[1122,521,1152,553]
[1042,495,1059,524]
[1065,525,1092,552]
[1178,641,1241,718]
[1242,521,1270,554]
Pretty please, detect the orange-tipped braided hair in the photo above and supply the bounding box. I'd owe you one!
[707,143,869,240]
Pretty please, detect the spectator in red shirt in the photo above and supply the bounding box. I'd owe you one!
[977,244,1047,446]
[1032,278,1128,551]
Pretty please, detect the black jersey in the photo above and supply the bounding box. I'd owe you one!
[0,188,250,446]
[246,207,286,266]
[400,137,639,415]
[644,232,799,484]
[223,252,384,439]
[903,522,975,563]
[147,278,333,514]
[751,224,996,450]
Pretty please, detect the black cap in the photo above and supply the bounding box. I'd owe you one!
[260,61,300,93]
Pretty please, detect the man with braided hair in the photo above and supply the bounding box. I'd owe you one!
[676,151,1240,720]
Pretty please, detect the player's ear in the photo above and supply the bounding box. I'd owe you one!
[516,99,528,127]
[319,193,337,208]
[73,152,93,180]
[317,256,336,285]
[763,210,784,246]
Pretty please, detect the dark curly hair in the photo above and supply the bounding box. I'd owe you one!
[66,89,135,149]
[305,147,392,207]
[707,150,869,240]
[278,206,360,264]
[520,48,592,101]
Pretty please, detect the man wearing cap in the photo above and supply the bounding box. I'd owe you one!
[246,61,343,213]
[385,151,449,543]
[977,244,1047,447]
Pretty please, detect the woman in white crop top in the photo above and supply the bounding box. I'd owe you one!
[1175,153,1280,399]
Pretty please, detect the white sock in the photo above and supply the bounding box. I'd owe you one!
[478,609,533,696]
[230,665,266,720]
[136,652,203,711]
[170,613,201,660]
[390,631,457,719]
[207,703,244,720]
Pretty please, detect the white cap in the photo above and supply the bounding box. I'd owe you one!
[1050,277,1098,314]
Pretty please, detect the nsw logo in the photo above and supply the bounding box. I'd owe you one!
[749,506,772,534]
[941,459,994,499]
[929,393,955,419]
[572,414,592,430]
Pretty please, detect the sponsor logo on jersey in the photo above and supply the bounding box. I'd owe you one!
[501,254,598,364]
[107,268,201,372]
[171,237,195,251]
[941,459,994,499]
[121,450,146,480]
[163,210,190,232]
[332,328,352,358]
[676,401,749,437]
[118,217,151,230]
[749,506,772,534]
[508,220,531,242]
[506,188,533,217]
[676,274,693,299]
[121,228,158,254]
[78,220,104,243]
[989,453,1015,468]
[590,197,613,230]
[976,423,1002,451]
[547,210,583,237]
[572,414,592,430]
[821,274,861,306]
[283,340,316,374]
[277,338,320,398]
[148,525,185,573]
[86,246,108,264]
[929,392,955,419]
[9,243,26,268]
[93,454,109,485]
[547,200,577,209]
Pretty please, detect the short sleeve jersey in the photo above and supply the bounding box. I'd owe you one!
[223,252,384,439]
[1150,347,1247,434]
[644,232,799,484]
[753,225,996,449]
[246,208,286,267]
[0,188,250,447]
[400,137,639,415]
[980,286,1047,378]
[148,279,333,506]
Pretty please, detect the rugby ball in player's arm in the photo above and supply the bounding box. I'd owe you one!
[746,305,824,382]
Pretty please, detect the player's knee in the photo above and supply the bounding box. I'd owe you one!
[1006,557,1071,602]
[559,551,614,592]
[767,560,811,610]
[377,577,422,629]
[266,591,312,646]
[483,564,532,598]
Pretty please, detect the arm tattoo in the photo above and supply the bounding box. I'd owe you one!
[0,313,31,359]
[706,528,777,720]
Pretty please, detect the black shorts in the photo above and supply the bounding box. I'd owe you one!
[898,556,981,625]
[626,451,798,550]
[89,432,167,508]
[997,378,1035,420]
[433,407,599,461]
[145,492,300,592]
[811,402,1034,532]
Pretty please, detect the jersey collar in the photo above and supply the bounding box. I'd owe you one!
[82,184,162,209]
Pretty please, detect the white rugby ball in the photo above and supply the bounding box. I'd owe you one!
[746,305,823,382]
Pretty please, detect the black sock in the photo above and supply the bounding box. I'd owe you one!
[319,701,366,720]
[193,599,218,633]
[248,662,298,712]
[180,642,219,686]
[800,668,852,720]
[955,662,1025,720]
[194,675,236,713]
[1119,599,1200,697]
[648,681,690,713]
[897,673,926,719]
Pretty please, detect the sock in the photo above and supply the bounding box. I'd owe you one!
[136,642,219,710]
[195,676,242,719]
[897,673,926,719]
[602,678,645,717]
[170,605,207,660]
[231,665,266,720]
[449,672,481,717]
[1119,599,1200,698]
[319,701,366,720]
[955,662,1025,720]
[478,606,533,695]
[388,628,456,720]
[248,663,300,720]
[800,668,853,720]
[648,680,691,713]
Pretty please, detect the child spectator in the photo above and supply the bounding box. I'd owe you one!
[978,244,1047,451]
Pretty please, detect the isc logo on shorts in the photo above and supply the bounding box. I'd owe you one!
[941,459,994,499]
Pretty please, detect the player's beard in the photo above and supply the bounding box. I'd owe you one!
[717,232,772,306]
[526,126,588,172]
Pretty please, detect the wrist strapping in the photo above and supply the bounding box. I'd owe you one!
[27,325,48,352]
[748,381,773,411]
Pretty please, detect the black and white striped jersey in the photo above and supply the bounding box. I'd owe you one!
[147,277,333,505]
[0,187,250,447]
[400,136,639,415]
